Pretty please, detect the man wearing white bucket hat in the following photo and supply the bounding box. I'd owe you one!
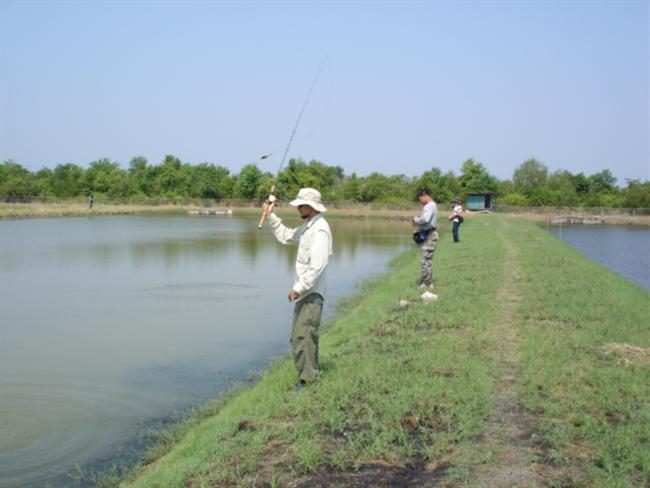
[262,188,333,391]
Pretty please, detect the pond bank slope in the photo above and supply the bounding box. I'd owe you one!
[120,215,649,488]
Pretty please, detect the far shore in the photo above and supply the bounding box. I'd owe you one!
[0,201,648,226]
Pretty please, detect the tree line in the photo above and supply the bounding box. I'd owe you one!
[1,155,648,208]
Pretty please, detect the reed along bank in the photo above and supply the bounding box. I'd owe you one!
[118,215,649,488]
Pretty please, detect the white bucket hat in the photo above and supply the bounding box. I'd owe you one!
[289,188,327,213]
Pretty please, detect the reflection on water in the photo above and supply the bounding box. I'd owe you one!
[0,215,411,487]
[548,224,650,291]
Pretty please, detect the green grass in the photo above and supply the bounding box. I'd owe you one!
[117,215,649,487]
[512,220,650,487]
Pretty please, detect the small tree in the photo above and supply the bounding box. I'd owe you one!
[622,179,650,208]
[513,158,548,196]
[52,163,85,197]
[499,193,529,206]
[412,167,453,203]
[341,173,362,202]
[459,158,497,194]
[0,160,36,201]
[588,169,617,193]
[129,156,151,196]
[34,167,54,197]
[85,158,123,194]
[157,155,185,197]
[236,164,264,200]
[546,170,580,206]
[571,172,590,195]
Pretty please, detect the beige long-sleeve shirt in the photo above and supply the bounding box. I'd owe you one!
[266,212,333,301]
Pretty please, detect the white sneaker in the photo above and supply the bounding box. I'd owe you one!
[421,291,438,302]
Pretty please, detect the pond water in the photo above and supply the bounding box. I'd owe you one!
[548,224,650,292]
[0,215,412,487]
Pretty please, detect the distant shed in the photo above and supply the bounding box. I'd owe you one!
[466,193,493,211]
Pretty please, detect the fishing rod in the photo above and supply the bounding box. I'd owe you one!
[258,56,328,229]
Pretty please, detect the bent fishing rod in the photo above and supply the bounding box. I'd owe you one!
[258,56,328,229]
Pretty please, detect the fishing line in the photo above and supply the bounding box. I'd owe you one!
[257,55,329,229]
[274,55,329,176]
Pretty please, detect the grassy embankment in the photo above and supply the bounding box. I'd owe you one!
[115,214,649,488]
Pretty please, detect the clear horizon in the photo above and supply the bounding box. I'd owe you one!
[1,1,649,183]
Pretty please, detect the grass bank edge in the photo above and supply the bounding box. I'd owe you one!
[511,219,650,486]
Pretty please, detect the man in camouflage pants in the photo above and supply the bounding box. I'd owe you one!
[413,189,438,288]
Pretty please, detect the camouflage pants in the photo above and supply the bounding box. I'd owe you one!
[419,231,438,286]
[291,293,324,382]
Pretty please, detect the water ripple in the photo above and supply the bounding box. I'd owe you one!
[0,381,152,486]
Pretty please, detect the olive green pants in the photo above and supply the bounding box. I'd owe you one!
[291,293,324,382]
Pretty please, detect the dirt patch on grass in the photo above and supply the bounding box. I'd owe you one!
[290,456,457,488]
[602,342,650,367]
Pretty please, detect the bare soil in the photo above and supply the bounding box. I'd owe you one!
[289,456,456,488]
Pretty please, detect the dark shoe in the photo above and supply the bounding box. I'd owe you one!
[291,380,306,392]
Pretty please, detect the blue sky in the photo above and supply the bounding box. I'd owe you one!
[1,1,648,183]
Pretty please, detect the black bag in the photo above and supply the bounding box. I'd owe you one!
[458,215,464,224]
[412,228,433,244]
